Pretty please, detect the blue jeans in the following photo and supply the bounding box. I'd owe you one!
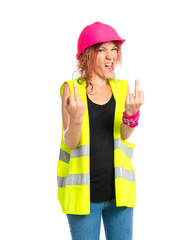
[66,198,134,240]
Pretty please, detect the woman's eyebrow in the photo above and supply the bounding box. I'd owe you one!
[100,45,117,49]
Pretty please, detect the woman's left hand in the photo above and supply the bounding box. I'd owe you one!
[124,79,144,115]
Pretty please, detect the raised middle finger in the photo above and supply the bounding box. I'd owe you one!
[74,83,79,102]
[134,79,139,98]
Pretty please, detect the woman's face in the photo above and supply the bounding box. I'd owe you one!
[93,41,118,80]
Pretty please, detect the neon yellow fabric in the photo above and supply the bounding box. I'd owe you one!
[57,78,136,215]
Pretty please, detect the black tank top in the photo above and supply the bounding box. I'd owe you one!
[86,92,116,202]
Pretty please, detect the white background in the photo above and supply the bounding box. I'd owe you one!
[0,0,196,239]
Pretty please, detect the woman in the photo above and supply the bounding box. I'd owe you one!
[57,21,144,240]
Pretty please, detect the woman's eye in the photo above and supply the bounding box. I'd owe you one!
[99,48,117,52]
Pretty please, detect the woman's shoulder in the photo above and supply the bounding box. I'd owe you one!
[110,78,128,88]
[116,78,128,83]
[109,78,127,82]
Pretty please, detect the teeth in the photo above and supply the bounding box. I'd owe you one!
[105,63,112,66]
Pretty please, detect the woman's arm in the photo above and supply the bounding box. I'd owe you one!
[120,121,135,140]
[62,82,83,150]
[120,82,136,140]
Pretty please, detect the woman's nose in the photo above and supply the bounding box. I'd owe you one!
[105,51,113,59]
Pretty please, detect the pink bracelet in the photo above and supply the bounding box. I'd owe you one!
[122,110,140,128]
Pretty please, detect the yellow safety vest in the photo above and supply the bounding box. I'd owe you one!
[57,78,136,215]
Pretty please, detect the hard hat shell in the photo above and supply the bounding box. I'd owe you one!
[76,21,126,60]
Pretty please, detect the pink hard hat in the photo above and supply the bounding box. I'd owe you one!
[76,21,126,60]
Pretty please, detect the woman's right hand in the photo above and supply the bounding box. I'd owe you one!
[64,83,86,125]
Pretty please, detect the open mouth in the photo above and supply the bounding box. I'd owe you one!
[105,63,113,71]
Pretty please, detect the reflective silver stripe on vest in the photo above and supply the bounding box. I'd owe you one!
[57,174,90,187]
[114,138,134,159]
[115,166,136,181]
[59,145,90,164]
[71,145,90,158]
[59,149,70,164]
[59,138,133,163]
[57,167,135,187]
[58,138,135,187]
